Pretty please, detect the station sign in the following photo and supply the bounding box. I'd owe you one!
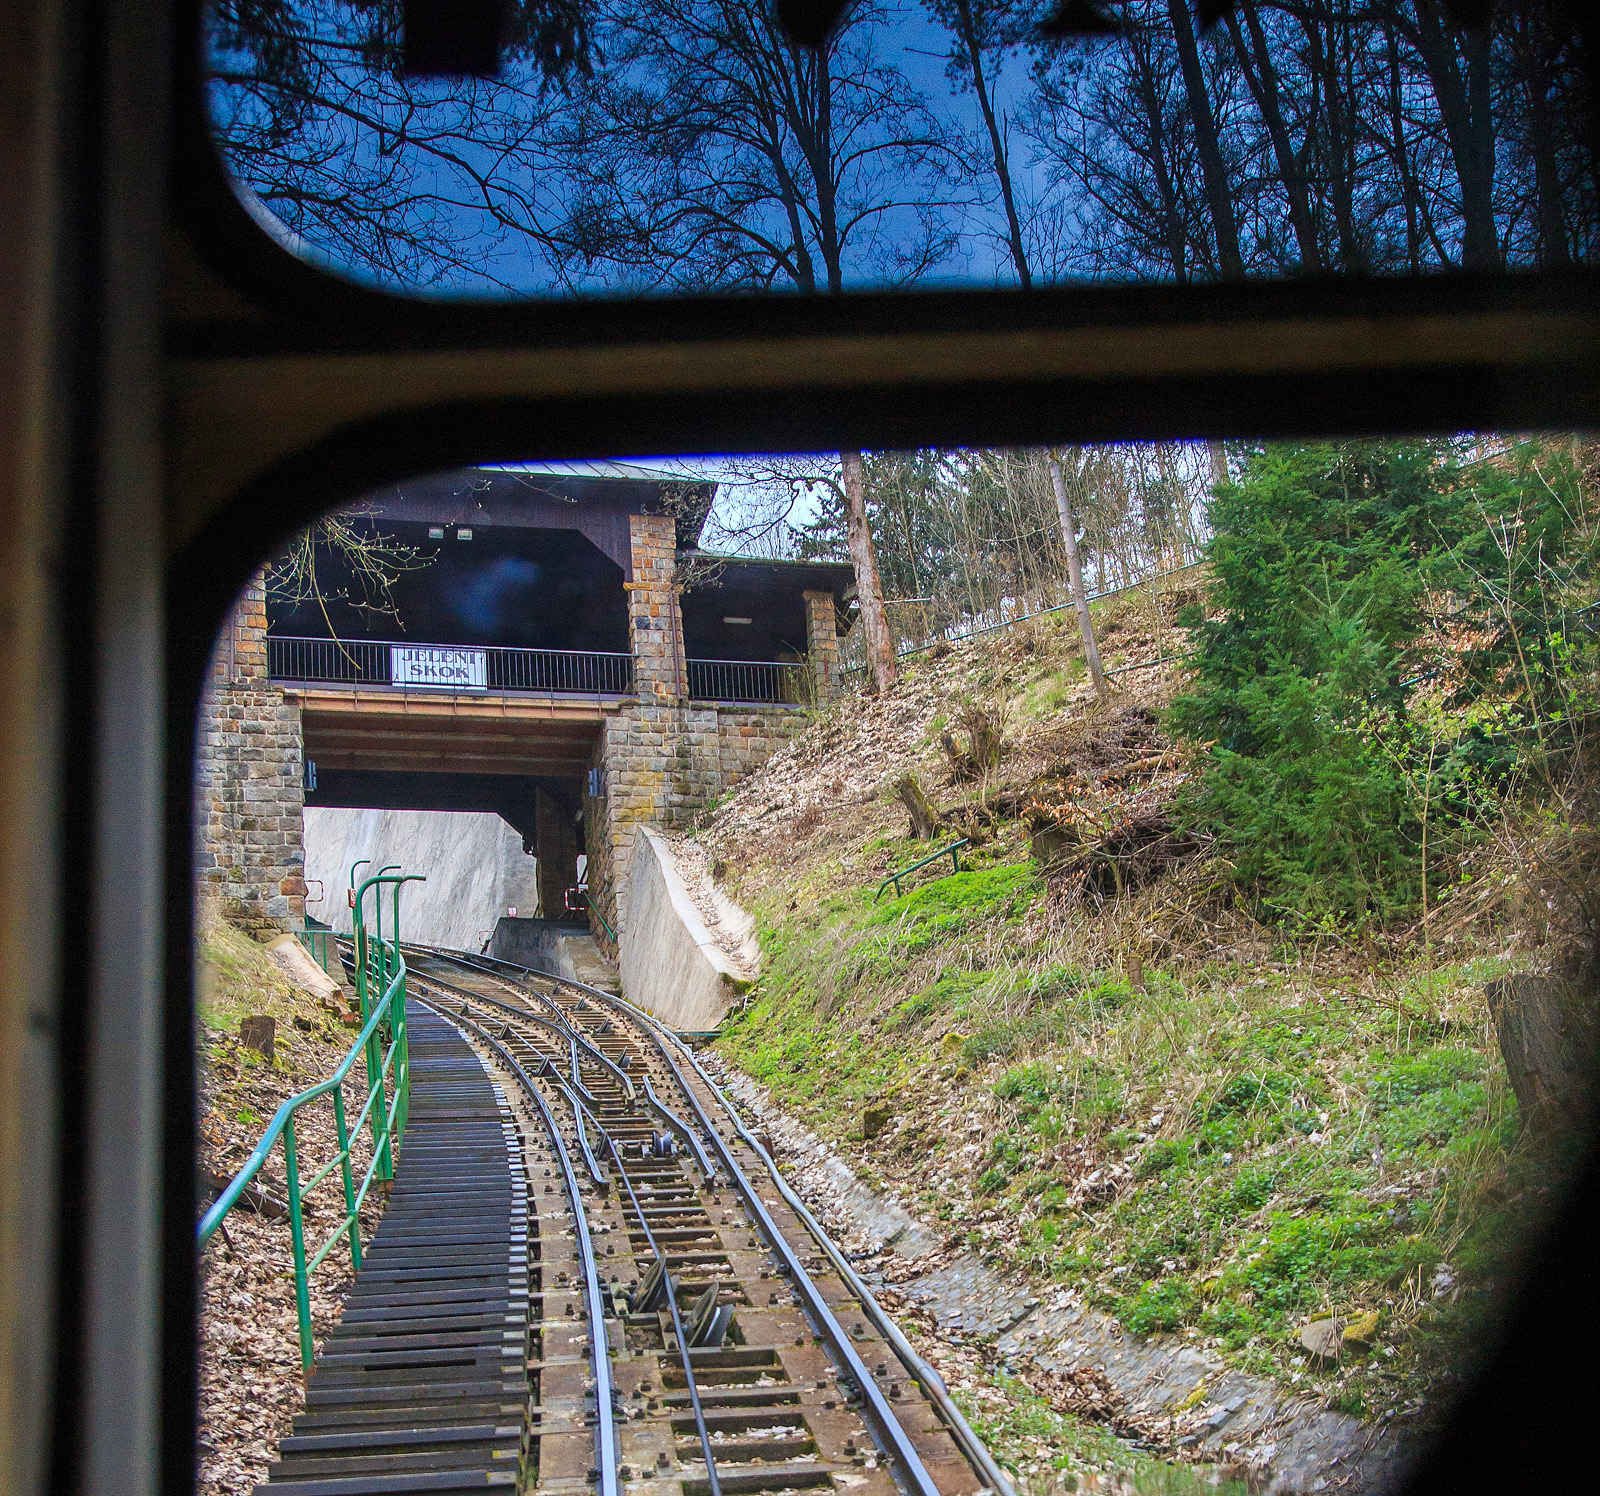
[390,644,488,690]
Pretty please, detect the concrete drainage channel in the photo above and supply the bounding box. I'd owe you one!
[704,1062,1410,1496]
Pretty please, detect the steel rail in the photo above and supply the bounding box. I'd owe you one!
[415,986,725,1496]
[461,964,945,1496]
[409,994,620,1496]
[399,957,663,1183]
[407,946,639,1101]
[643,1021,1017,1496]
[599,1134,723,1496]
[449,948,1015,1496]
[406,972,613,1193]
[613,1029,946,1496]
[362,939,637,1107]
[406,946,715,1180]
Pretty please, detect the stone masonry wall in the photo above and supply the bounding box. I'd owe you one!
[579,510,819,958]
[627,513,688,703]
[195,577,308,934]
[583,703,797,958]
[803,589,843,699]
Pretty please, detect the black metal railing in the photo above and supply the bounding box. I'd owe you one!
[268,636,635,696]
[687,658,806,705]
[268,637,809,705]
[268,637,388,685]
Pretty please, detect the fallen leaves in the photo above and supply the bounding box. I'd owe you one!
[196,978,382,1496]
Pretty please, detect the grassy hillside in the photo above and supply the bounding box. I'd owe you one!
[698,576,1574,1445]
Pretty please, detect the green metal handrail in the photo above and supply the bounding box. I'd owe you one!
[584,890,617,944]
[351,872,426,1177]
[296,923,333,973]
[876,838,971,901]
[198,865,423,1371]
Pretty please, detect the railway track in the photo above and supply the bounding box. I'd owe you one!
[354,942,1012,1496]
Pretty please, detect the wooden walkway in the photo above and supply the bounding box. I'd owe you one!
[258,1005,529,1495]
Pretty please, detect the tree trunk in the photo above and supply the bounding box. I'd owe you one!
[1226,5,1320,271]
[1048,452,1107,696]
[240,1014,277,1062]
[1166,0,1244,277]
[841,449,898,694]
[1405,1,1500,270]
[1508,9,1570,266]
[953,0,1031,287]
[1384,21,1424,275]
[1460,22,1499,270]
[1131,33,1192,280]
[1207,439,1227,490]
[1486,975,1599,1130]
[894,773,941,839]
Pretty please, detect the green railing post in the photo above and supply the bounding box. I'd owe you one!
[350,859,371,1006]
[352,870,426,1183]
[390,880,411,1139]
[876,838,972,901]
[362,875,394,1182]
[583,891,617,945]
[282,1116,314,1373]
[332,1084,362,1272]
[200,869,421,1373]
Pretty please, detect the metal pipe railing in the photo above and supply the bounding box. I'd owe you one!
[686,657,806,704]
[267,635,635,696]
[877,838,971,900]
[198,865,424,1370]
[268,634,822,707]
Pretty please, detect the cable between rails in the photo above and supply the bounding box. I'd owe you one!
[437,955,947,1496]
[402,947,717,1179]
[412,987,725,1496]
[451,948,1015,1496]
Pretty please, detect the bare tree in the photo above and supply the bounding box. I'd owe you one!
[208,0,595,289]
[841,451,900,693]
[1164,0,1244,275]
[207,0,1595,297]
[929,0,1033,284]
[545,0,963,291]
[266,504,437,633]
[1048,450,1108,694]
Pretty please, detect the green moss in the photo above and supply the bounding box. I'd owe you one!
[1119,1278,1195,1335]
[1370,1047,1489,1151]
[1134,1137,1194,1180]
[951,1368,1246,1493]
[896,968,1012,1028]
[867,864,1039,940]
[710,648,1533,1430]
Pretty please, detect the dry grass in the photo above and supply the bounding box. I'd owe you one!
[699,574,1582,1434]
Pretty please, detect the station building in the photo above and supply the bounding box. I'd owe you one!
[196,463,856,952]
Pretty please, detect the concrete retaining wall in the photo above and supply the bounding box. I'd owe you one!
[618,826,751,1032]
[582,702,800,960]
[303,807,541,950]
[489,916,620,993]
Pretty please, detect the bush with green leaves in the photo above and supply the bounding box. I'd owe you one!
[1172,438,1599,928]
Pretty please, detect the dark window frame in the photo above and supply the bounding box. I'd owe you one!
[161,5,1600,1494]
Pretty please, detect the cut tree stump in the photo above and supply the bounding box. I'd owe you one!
[894,773,941,839]
[939,702,1006,781]
[240,1014,276,1062]
[1485,975,1599,1129]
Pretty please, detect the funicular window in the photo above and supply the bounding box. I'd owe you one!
[194,432,1600,1496]
[200,0,1596,299]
